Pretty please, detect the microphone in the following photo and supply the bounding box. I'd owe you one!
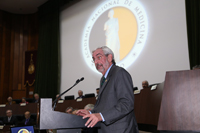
[80,77,84,81]
[76,79,80,83]
[52,77,84,110]
[75,77,84,84]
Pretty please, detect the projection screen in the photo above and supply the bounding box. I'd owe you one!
[60,0,190,98]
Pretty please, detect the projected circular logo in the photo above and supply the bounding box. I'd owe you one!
[18,129,30,133]
[82,0,148,73]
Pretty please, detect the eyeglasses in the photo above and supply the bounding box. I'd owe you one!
[92,54,109,63]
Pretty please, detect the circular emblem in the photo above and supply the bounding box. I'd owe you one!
[28,64,35,74]
[82,0,148,73]
[28,54,35,74]
[18,128,30,133]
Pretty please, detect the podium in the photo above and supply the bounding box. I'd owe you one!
[158,69,200,132]
[39,98,100,133]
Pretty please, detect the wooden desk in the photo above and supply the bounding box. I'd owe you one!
[0,103,38,116]
[55,97,96,112]
[134,83,164,126]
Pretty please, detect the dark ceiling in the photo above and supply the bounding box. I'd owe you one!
[0,0,48,14]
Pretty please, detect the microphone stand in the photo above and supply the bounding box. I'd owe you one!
[52,78,83,110]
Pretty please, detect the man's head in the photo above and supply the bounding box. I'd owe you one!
[108,9,114,18]
[24,111,31,119]
[72,109,78,115]
[21,97,26,103]
[142,80,149,89]
[56,94,61,100]
[84,104,94,111]
[7,97,12,102]
[65,107,73,114]
[34,93,39,100]
[6,110,12,117]
[92,46,115,75]
[96,88,99,95]
[78,90,83,97]
[192,65,200,70]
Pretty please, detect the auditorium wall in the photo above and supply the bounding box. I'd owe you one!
[0,10,38,104]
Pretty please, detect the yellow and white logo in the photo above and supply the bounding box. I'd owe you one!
[82,0,148,73]
[18,128,30,133]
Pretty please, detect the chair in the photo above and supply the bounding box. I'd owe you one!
[12,99,21,104]
[30,113,37,121]
[26,98,34,103]
[133,87,138,90]
[14,114,24,122]
[84,93,95,98]
[64,95,75,100]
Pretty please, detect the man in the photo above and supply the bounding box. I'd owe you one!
[65,107,73,114]
[77,46,138,133]
[20,97,29,104]
[33,93,40,103]
[192,65,200,70]
[142,80,149,89]
[76,90,85,100]
[20,111,35,126]
[84,104,94,111]
[3,110,18,125]
[82,104,98,133]
[23,111,35,125]
[56,94,63,100]
[6,97,16,105]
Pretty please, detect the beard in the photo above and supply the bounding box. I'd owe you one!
[95,60,110,74]
[96,63,104,73]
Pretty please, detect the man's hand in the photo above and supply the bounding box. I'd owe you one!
[83,113,102,128]
[76,109,90,116]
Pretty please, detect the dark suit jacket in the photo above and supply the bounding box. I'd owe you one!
[3,116,18,125]
[33,99,40,103]
[6,101,16,105]
[76,96,85,100]
[91,65,138,133]
[19,118,35,126]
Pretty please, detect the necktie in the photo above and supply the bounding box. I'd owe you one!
[101,77,106,87]
[25,119,29,125]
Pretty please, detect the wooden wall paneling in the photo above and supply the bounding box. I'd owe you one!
[0,11,38,104]
[9,14,15,99]
[12,15,20,91]
[28,13,38,50]
[2,12,9,103]
[32,13,39,50]
[12,90,26,99]
[23,16,28,95]
[4,12,12,103]
[22,15,28,92]
[0,11,3,103]
[19,15,24,91]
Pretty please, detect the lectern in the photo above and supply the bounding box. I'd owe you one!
[158,69,200,133]
[39,98,100,133]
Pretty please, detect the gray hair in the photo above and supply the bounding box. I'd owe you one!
[84,104,94,111]
[92,46,116,65]
[192,65,200,70]
[65,107,73,112]
[6,110,12,113]
[78,90,83,93]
